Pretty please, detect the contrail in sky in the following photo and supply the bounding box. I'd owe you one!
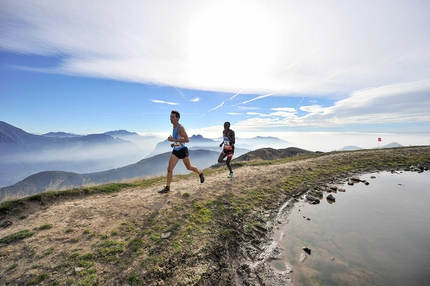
[175,87,187,99]
[202,88,247,117]
[279,49,320,73]
[296,96,306,108]
[205,49,318,113]
[239,92,279,105]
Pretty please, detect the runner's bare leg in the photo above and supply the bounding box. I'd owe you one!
[182,157,201,174]
[167,154,180,186]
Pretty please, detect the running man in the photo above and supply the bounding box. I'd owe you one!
[218,121,235,178]
[158,110,205,193]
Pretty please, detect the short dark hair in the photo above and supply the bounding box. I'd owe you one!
[224,121,230,128]
[171,110,180,118]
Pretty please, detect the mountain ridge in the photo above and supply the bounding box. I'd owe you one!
[0,146,314,201]
[0,121,407,190]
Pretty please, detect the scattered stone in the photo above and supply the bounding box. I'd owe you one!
[161,232,171,239]
[326,194,336,202]
[371,176,376,179]
[302,247,311,255]
[309,190,323,198]
[350,176,361,182]
[299,253,307,263]
[74,267,85,274]
[338,187,346,192]
[328,184,338,191]
[306,195,320,204]
[306,218,311,221]
[347,181,354,186]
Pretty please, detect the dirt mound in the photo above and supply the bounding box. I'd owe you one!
[235,147,314,161]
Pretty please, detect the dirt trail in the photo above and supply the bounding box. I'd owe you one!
[2,160,293,237]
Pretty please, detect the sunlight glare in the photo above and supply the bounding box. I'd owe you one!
[186,1,279,86]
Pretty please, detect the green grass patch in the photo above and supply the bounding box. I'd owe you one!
[0,229,35,244]
[28,272,48,285]
[39,223,53,230]
[97,240,125,258]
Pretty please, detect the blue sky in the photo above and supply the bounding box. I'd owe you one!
[1,0,430,150]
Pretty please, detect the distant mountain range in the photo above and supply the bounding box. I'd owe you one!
[338,142,403,151]
[0,120,409,201]
[0,149,220,200]
[0,121,144,187]
[0,121,293,189]
[0,146,315,201]
[146,134,256,158]
[43,132,81,138]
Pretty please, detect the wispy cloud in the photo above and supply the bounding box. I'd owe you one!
[240,92,278,105]
[202,88,247,116]
[175,88,187,100]
[151,99,179,105]
[1,1,429,97]
[233,80,430,130]
[207,102,224,113]
[190,97,201,102]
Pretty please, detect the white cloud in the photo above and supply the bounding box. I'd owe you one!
[190,97,201,102]
[1,0,429,97]
[299,105,324,114]
[271,107,296,113]
[232,80,430,129]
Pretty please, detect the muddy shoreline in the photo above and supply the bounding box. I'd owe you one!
[216,147,430,285]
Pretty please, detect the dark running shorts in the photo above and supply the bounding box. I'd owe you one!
[172,147,189,159]
[222,147,234,158]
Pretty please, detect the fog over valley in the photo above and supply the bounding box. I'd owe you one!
[1,121,426,197]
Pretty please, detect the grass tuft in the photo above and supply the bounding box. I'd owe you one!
[0,229,35,244]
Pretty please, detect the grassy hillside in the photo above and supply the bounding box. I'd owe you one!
[0,146,429,285]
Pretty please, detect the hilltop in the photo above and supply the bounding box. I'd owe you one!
[1,146,429,285]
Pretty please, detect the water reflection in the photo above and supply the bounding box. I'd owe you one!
[272,171,430,286]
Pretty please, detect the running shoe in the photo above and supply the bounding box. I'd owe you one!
[199,172,205,183]
[227,172,233,178]
[158,186,170,193]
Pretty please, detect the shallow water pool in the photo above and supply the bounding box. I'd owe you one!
[272,171,430,286]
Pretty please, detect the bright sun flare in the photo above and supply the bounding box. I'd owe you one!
[186,1,280,84]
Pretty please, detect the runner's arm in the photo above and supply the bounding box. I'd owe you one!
[228,130,235,145]
[177,125,190,143]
